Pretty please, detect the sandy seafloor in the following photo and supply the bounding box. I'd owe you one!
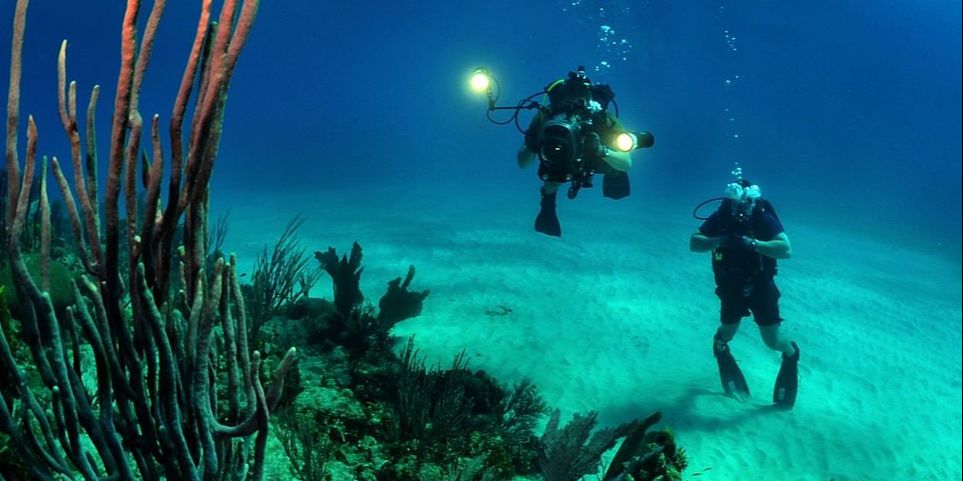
[215,183,962,481]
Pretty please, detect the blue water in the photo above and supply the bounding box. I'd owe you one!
[3,2,961,479]
[5,1,960,260]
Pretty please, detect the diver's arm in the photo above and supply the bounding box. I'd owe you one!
[599,114,632,172]
[690,231,793,258]
[518,112,544,169]
[517,145,536,169]
[755,232,792,259]
[689,232,720,252]
[602,149,632,172]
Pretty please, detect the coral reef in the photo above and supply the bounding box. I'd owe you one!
[538,410,636,481]
[378,265,431,325]
[316,242,365,319]
[266,243,681,481]
[0,1,299,480]
[601,412,688,481]
[246,214,322,343]
[1,2,688,480]
[313,243,430,355]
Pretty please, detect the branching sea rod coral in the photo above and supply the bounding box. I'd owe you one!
[1,1,298,481]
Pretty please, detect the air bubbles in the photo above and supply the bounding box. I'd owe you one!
[720,3,745,149]
[723,29,738,53]
[593,23,632,71]
[561,0,582,12]
[559,1,635,73]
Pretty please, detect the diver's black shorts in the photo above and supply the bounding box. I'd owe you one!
[715,277,782,326]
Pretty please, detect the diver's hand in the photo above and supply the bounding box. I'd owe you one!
[584,132,604,158]
[517,145,536,169]
[718,235,755,250]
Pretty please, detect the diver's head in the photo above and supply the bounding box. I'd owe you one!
[724,179,761,223]
[547,66,594,113]
[571,65,588,81]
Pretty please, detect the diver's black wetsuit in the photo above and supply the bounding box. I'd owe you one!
[698,200,785,326]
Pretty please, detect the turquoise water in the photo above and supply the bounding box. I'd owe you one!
[216,184,962,480]
[3,1,961,479]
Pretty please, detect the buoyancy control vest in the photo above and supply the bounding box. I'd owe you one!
[711,198,781,287]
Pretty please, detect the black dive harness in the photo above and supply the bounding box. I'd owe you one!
[696,198,781,292]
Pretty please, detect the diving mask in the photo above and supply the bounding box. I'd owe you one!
[724,182,761,223]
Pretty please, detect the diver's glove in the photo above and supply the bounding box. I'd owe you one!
[719,234,756,251]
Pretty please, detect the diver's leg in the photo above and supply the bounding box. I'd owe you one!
[714,321,740,345]
[760,323,800,407]
[713,292,751,400]
[751,281,800,407]
[535,182,562,237]
[765,323,800,408]
[758,324,797,357]
[751,279,796,357]
[714,322,751,401]
[714,286,746,346]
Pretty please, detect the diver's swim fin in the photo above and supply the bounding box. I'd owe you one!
[535,189,561,237]
[602,171,630,199]
[773,342,800,409]
[714,339,751,402]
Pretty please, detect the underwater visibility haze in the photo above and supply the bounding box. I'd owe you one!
[1,1,960,480]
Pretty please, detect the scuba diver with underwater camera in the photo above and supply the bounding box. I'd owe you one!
[471,65,654,236]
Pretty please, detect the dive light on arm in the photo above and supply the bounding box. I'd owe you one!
[614,131,655,152]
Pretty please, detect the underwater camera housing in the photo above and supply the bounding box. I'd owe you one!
[536,67,601,186]
[536,112,594,180]
[538,117,581,167]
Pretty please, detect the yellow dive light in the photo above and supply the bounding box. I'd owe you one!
[470,67,491,93]
[616,132,636,152]
[615,131,656,152]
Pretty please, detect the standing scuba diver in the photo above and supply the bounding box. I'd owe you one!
[689,175,800,408]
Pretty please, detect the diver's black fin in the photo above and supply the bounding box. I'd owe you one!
[714,339,751,402]
[602,171,630,199]
[535,189,561,237]
[773,342,800,409]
